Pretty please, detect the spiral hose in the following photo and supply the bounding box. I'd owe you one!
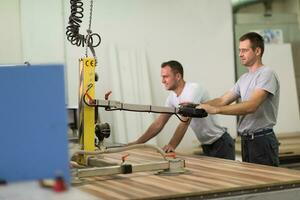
[66,0,101,48]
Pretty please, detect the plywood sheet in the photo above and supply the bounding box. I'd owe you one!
[263,44,300,133]
[77,148,300,200]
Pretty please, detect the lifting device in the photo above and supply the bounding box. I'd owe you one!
[65,0,208,180]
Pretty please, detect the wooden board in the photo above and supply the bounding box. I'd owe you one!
[264,44,300,133]
[76,148,300,200]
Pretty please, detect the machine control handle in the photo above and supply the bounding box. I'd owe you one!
[178,106,208,118]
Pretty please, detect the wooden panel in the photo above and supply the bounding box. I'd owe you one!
[263,44,300,133]
[76,148,300,200]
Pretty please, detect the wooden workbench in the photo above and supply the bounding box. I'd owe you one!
[76,148,300,200]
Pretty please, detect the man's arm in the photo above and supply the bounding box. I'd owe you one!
[200,88,268,115]
[204,91,238,106]
[163,117,191,153]
[129,113,171,145]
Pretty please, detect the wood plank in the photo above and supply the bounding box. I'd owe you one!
[75,148,300,200]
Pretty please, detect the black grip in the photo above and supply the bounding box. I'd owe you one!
[178,106,208,118]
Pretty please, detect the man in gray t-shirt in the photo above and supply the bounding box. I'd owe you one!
[232,66,280,134]
[199,32,280,166]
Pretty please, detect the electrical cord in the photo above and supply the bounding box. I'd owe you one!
[83,83,96,106]
[174,114,189,123]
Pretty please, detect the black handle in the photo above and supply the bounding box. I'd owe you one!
[178,106,208,118]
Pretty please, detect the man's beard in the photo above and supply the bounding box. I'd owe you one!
[167,82,177,91]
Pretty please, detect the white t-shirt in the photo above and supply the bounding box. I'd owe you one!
[165,82,225,144]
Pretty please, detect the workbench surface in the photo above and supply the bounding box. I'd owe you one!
[76,148,300,200]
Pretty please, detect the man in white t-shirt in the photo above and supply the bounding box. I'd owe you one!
[129,60,235,160]
[199,32,280,166]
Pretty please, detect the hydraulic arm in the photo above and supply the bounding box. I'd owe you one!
[87,99,207,119]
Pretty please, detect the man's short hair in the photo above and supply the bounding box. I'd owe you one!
[161,60,184,78]
[239,32,264,57]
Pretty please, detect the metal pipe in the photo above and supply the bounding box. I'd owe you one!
[73,143,167,160]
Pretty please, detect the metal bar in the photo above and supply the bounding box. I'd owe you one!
[76,161,169,178]
[132,161,169,172]
[95,99,178,114]
[88,157,119,167]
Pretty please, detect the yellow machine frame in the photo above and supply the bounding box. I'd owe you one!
[78,57,96,165]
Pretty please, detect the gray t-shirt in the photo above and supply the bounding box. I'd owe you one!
[166,82,225,144]
[231,66,280,134]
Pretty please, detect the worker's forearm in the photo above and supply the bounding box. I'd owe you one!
[168,121,190,148]
[204,98,226,106]
[217,101,257,115]
[136,123,162,143]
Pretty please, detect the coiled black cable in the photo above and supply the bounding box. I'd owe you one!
[66,0,101,48]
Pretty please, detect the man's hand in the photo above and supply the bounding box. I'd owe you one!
[162,144,175,153]
[198,103,218,114]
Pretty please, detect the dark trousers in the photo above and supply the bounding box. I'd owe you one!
[241,131,279,167]
[201,132,235,160]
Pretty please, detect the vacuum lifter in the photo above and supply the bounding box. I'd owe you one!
[65,1,207,180]
[70,58,207,180]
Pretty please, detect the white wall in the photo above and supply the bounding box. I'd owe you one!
[0,0,22,64]
[20,0,65,64]
[0,0,65,65]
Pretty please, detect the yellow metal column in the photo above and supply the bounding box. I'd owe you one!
[78,58,96,165]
